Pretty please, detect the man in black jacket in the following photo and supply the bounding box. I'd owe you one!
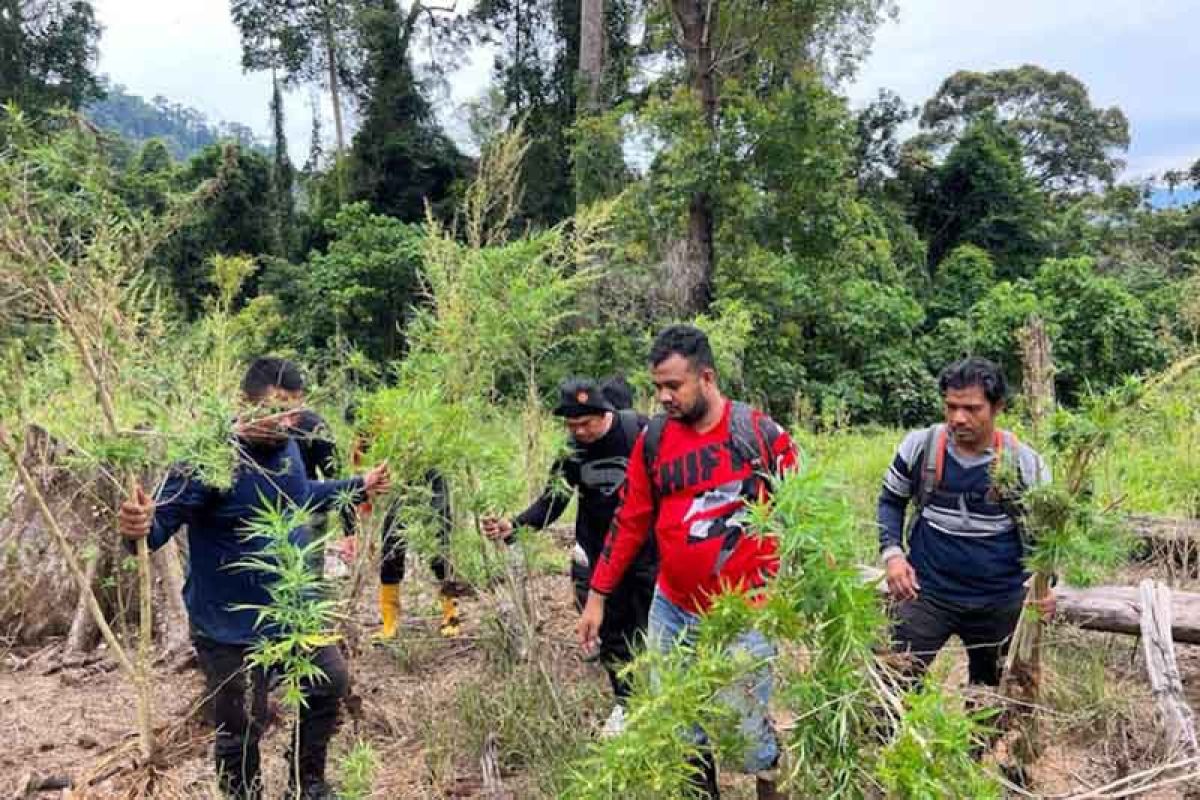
[483,377,656,736]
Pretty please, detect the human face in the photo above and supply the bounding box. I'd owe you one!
[651,353,713,424]
[943,385,1000,452]
[238,387,302,446]
[565,412,611,445]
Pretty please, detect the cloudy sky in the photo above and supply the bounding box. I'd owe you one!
[93,0,1197,178]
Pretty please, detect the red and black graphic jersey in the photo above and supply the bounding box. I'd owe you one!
[590,399,798,613]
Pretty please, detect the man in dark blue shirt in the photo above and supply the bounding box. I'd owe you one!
[878,357,1054,687]
[118,358,390,800]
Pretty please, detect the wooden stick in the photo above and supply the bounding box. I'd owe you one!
[1137,579,1199,758]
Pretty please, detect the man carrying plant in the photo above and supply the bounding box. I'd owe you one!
[879,356,1055,687]
[483,376,654,737]
[577,326,797,800]
[117,357,392,800]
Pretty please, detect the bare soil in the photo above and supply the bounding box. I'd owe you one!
[3,561,1200,798]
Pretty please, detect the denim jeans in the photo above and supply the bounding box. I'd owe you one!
[646,589,779,773]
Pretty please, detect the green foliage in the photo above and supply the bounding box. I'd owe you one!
[336,739,379,800]
[874,682,1001,800]
[355,128,600,586]
[912,115,1048,275]
[928,244,995,323]
[348,0,466,222]
[1032,258,1167,400]
[87,79,266,161]
[1094,372,1200,515]
[917,65,1130,193]
[0,0,103,120]
[0,110,243,493]
[157,143,279,315]
[261,202,424,362]
[1001,387,1137,586]
[570,467,997,798]
[232,500,343,712]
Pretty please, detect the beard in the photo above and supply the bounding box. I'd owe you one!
[676,394,710,425]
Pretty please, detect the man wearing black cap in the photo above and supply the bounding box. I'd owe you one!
[483,377,656,736]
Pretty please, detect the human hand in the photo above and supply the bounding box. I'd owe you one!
[481,516,513,541]
[885,554,920,602]
[363,461,391,498]
[118,483,154,540]
[576,592,606,655]
[1027,587,1057,620]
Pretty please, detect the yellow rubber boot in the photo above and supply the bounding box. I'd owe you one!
[375,584,401,640]
[439,594,461,637]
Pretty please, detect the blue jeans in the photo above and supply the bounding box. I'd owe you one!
[647,589,779,773]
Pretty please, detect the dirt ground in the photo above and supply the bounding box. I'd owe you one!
[0,569,597,800]
[4,559,1200,798]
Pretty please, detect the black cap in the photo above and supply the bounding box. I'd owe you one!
[553,377,614,418]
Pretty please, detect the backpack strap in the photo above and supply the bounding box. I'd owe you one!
[641,413,669,494]
[617,409,643,448]
[728,401,771,473]
[905,424,946,546]
[911,424,947,514]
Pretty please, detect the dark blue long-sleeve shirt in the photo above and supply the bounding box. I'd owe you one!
[877,427,1049,607]
[147,437,364,645]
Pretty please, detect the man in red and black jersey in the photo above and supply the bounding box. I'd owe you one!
[578,325,797,800]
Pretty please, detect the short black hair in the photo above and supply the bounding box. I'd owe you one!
[599,375,634,411]
[938,357,1007,406]
[649,325,715,372]
[241,357,305,400]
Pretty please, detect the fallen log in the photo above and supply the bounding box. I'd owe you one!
[1126,514,1200,545]
[1057,584,1200,644]
[862,567,1200,644]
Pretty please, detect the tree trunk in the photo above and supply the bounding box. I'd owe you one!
[1018,315,1056,437]
[673,0,717,314]
[578,0,605,113]
[323,7,346,203]
[64,551,101,655]
[153,538,191,658]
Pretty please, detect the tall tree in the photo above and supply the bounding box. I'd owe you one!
[0,0,103,117]
[910,115,1048,277]
[229,0,355,159]
[471,0,634,226]
[643,0,894,312]
[347,0,465,221]
[916,65,1130,193]
[578,0,604,112]
[268,68,296,257]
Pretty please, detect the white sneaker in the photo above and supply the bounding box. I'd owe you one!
[601,704,626,738]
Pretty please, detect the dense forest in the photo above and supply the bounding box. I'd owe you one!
[3,0,1197,422]
[3,0,1200,798]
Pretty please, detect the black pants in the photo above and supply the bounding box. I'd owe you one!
[380,502,450,586]
[573,560,655,703]
[193,636,350,798]
[890,594,1024,687]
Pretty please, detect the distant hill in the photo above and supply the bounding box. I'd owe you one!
[86,78,267,162]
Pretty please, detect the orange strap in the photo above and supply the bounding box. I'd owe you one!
[933,426,949,487]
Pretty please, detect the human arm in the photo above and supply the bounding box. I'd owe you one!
[306,461,390,512]
[482,458,573,542]
[878,432,923,600]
